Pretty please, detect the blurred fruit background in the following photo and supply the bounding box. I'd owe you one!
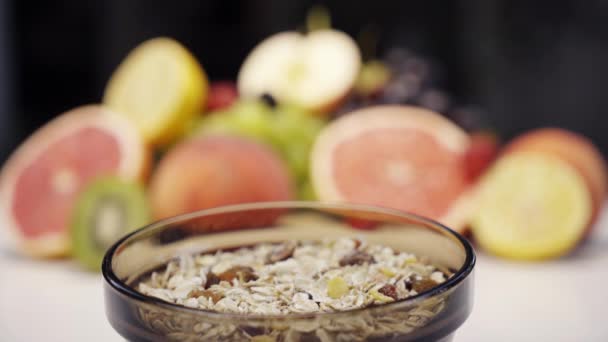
[1,1,608,341]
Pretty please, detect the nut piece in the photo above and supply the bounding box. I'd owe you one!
[339,251,375,266]
[378,284,398,300]
[266,242,296,264]
[218,266,258,284]
[327,276,349,299]
[189,289,223,303]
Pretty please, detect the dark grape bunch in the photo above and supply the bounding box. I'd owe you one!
[335,47,485,132]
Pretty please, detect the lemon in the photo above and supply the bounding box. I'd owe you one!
[471,152,592,260]
[103,37,208,146]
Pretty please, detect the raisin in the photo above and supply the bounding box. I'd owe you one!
[412,278,438,293]
[266,242,296,263]
[218,266,258,283]
[339,251,375,266]
[241,326,265,337]
[404,278,413,291]
[205,272,220,288]
[189,289,223,303]
[378,284,398,300]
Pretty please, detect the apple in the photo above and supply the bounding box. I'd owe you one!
[237,30,361,114]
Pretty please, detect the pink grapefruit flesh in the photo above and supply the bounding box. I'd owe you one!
[311,105,472,231]
[0,105,150,257]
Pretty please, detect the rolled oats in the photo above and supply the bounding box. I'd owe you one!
[137,238,452,314]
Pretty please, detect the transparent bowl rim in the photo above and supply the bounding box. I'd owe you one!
[102,201,476,321]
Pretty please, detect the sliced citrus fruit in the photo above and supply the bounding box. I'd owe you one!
[0,105,150,257]
[470,152,592,260]
[310,105,472,231]
[103,37,208,146]
[505,128,607,224]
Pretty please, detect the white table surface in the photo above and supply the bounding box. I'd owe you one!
[2,211,608,342]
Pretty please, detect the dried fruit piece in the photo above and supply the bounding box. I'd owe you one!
[266,242,296,263]
[327,276,349,299]
[219,266,258,283]
[205,272,220,288]
[339,251,375,266]
[404,278,413,291]
[369,288,394,303]
[250,336,276,342]
[378,284,398,300]
[412,278,438,293]
[189,289,223,303]
[379,267,396,277]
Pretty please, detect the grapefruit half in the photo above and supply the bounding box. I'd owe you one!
[310,105,473,232]
[0,105,150,257]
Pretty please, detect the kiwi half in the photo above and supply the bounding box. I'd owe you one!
[71,177,150,270]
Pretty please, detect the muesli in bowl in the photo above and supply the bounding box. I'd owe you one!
[103,202,475,342]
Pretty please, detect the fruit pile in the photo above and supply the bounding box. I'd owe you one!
[1,18,606,271]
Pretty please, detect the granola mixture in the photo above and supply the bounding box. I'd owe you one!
[137,238,453,314]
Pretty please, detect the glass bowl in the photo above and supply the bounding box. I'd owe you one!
[102,202,475,342]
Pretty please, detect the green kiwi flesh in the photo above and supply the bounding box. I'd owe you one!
[71,177,150,270]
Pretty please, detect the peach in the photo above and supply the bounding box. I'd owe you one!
[148,135,294,220]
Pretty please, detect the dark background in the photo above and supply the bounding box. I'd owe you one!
[1,0,608,162]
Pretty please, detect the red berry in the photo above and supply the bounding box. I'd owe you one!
[206,81,238,111]
[465,132,500,182]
